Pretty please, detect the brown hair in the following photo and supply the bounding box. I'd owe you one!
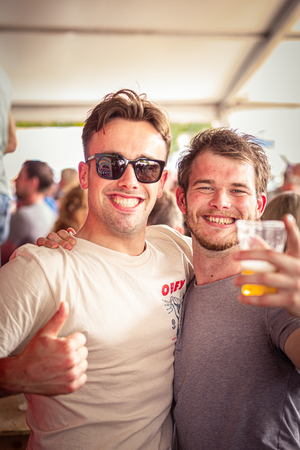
[53,186,88,233]
[177,127,271,197]
[262,191,300,228]
[23,160,54,193]
[59,168,79,192]
[82,89,171,159]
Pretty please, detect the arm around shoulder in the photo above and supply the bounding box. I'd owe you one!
[0,355,27,397]
[37,229,77,250]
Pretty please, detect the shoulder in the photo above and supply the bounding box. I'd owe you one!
[1,242,84,292]
[9,207,31,235]
[7,242,77,272]
[267,308,300,350]
[146,225,193,260]
[11,205,35,224]
[146,224,192,245]
[0,245,56,306]
[8,243,61,266]
[11,206,28,219]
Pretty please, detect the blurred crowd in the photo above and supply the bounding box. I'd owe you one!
[0,161,88,266]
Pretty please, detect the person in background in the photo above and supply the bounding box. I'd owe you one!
[173,127,300,450]
[262,191,300,229]
[0,65,17,267]
[147,189,185,234]
[268,158,300,201]
[0,159,57,265]
[55,167,80,207]
[44,181,60,214]
[52,185,88,233]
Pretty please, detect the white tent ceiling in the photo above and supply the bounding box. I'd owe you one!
[1,0,300,124]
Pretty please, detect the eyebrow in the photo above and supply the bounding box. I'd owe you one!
[192,179,213,186]
[192,179,251,190]
[230,182,252,190]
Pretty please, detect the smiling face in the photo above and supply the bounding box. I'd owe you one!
[176,150,266,251]
[78,118,168,242]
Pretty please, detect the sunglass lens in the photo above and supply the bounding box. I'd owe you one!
[97,156,125,179]
[136,160,161,182]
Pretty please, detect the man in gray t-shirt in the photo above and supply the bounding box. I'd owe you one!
[173,128,300,449]
[1,159,57,265]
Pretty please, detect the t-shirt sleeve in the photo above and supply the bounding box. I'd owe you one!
[0,249,57,357]
[146,225,194,283]
[267,307,300,352]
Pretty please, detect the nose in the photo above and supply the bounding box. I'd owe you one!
[117,163,139,190]
[209,189,231,209]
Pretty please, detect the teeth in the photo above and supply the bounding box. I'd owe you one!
[206,216,234,225]
[112,196,140,207]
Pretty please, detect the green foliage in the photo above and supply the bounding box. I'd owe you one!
[170,123,210,154]
[16,121,85,128]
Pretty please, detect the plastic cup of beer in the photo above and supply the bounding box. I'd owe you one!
[236,220,286,296]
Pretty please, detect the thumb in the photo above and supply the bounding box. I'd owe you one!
[38,301,69,339]
[283,214,300,258]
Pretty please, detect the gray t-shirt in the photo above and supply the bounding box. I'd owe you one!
[174,276,300,450]
[9,202,57,247]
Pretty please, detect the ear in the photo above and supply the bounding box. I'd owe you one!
[157,170,168,198]
[176,186,187,214]
[30,176,40,192]
[255,193,267,219]
[78,161,89,190]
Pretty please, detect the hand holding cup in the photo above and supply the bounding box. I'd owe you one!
[236,220,286,296]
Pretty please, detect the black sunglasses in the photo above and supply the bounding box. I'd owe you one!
[85,153,166,184]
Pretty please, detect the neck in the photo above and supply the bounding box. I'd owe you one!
[192,240,241,286]
[19,192,45,206]
[76,216,147,256]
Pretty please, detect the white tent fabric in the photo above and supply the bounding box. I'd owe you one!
[1,0,300,179]
[1,0,300,123]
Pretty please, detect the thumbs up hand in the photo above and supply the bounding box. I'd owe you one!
[0,302,88,396]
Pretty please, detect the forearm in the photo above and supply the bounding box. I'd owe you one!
[4,111,17,155]
[0,303,88,398]
[0,355,24,397]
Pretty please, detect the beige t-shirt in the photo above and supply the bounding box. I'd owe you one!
[0,225,193,450]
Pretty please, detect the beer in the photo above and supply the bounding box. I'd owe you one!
[237,220,286,297]
[241,260,277,296]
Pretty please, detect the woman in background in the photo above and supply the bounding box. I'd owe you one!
[53,185,88,233]
[262,191,300,228]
